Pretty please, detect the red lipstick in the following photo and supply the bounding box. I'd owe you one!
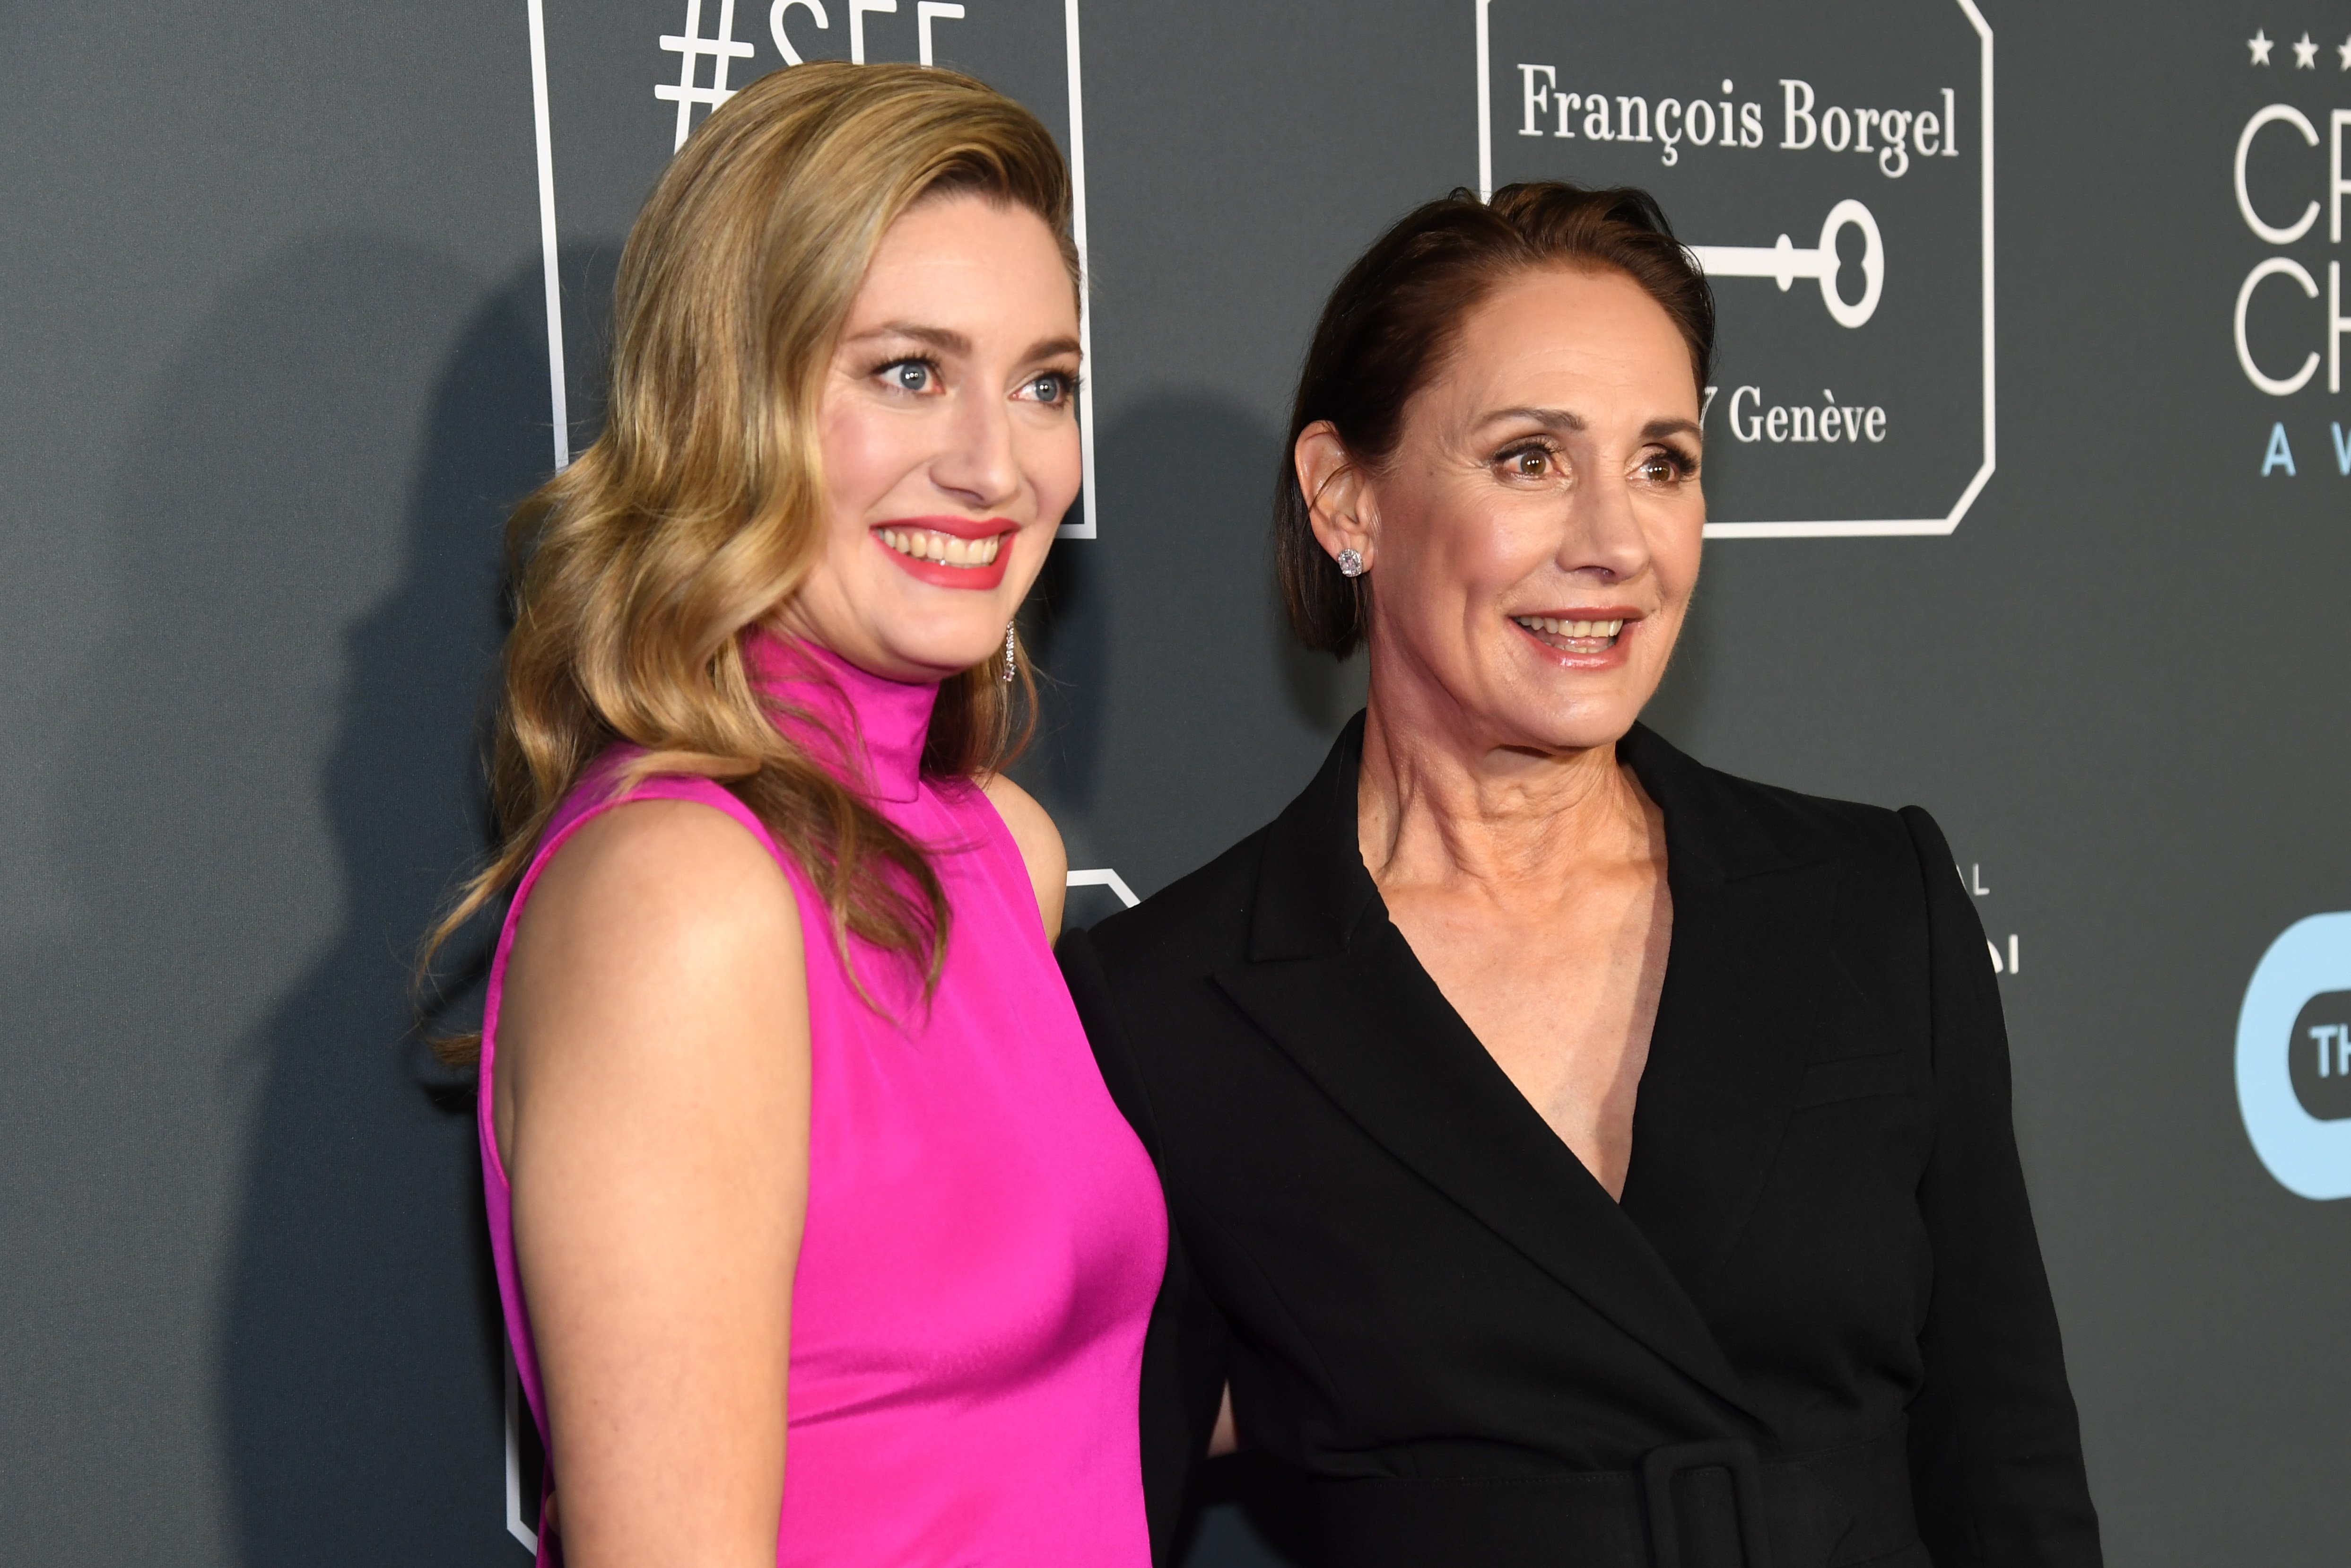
[871,516,1020,591]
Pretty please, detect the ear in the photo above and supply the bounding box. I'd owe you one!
[1294,421,1377,571]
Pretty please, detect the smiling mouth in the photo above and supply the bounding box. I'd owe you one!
[1513,614,1626,653]
[876,526,1006,568]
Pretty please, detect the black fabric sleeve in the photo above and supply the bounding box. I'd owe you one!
[1898,807,2103,1567]
[1057,925,1233,1565]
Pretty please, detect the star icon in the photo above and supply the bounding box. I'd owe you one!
[2249,28,2273,64]
[2337,34,2351,69]
[2293,31,2320,67]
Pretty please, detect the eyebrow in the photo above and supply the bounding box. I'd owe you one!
[843,322,973,355]
[1476,407,1703,443]
[842,322,1082,363]
[1480,406,1586,433]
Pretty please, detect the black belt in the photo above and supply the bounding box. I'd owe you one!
[1305,1428,1921,1568]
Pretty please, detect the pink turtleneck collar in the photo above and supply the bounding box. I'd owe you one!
[744,628,941,805]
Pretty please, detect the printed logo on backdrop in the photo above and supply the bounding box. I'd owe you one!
[2229,26,2351,481]
[1471,0,1994,538]
[1955,860,2023,979]
[2238,913,2351,1200]
[520,0,1100,535]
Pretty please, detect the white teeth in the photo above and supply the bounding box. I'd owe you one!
[878,528,1003,567]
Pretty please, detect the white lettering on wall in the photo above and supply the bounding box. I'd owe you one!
[1500,69,1955,174]
[770,0,828,65]
[1719,385,1887,445]
[2237,257,2322,395]
[2229,103,2351,398]
[2238,104,2322,243]
[1518,63,1557,136]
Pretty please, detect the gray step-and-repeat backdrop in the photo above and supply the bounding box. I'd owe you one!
[4,1,2347,1562]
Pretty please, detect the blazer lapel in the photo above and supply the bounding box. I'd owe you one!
[1617,724,1839,1291]
[1213,718,1766,1425]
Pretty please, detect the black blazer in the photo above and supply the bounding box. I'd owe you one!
[1062,717,2100,1568]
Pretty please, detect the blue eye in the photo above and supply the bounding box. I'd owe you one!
[1021,371,1076,406]
[888,361,932,392]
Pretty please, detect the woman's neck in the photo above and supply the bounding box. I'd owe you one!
[1356,669,1658,903]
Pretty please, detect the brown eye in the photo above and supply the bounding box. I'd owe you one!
[1501,446,1552,478]
[1639,451,1692,484]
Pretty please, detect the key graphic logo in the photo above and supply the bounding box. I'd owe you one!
[1471,0,1994,537]
[2238,912,2351,1198]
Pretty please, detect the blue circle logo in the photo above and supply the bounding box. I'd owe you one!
[2237,913,2351,1199]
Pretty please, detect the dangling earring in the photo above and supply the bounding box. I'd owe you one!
[1336,548,1365,578]
[1000,620,1018,682]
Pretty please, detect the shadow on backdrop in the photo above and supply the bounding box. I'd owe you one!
[1019,392,1365,882]
[1637,541,1717,747]
[0,234,557,1563]
[1020,510,1107,814]
[188,240,550,1566]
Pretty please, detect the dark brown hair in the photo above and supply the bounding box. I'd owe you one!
[1275,182,1714,658]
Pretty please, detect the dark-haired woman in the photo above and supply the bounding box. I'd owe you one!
[429,66,1162,1568]
[1061,183,2101,1568]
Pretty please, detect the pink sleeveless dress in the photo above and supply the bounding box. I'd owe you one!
[476,631,1165,1566]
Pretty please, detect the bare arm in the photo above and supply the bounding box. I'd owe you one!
[981,772,1067,940]
[496,801,810,1568]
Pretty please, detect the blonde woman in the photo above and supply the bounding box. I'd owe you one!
[427,65,1161,1567]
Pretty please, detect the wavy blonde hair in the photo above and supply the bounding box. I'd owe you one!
[424,63,1076,1064]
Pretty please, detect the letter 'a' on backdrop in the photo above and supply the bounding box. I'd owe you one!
[1474,0,1995,538]
[522,0,1101,535]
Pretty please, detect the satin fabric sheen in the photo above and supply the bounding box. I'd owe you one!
[477,631,1165,1566]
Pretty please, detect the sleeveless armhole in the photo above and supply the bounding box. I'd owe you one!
[961,776,1058,946]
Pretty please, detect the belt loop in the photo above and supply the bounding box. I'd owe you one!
[1640,1438,1773,1568]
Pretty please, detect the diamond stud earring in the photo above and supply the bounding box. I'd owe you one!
[1336,548,1365,577]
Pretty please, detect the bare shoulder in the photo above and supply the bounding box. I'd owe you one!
[979,773,1068,940]
[496,798,807,1156]
[521,798,801,967]
[980,772,1065,867]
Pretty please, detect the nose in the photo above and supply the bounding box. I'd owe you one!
[928,384,1022,511]
[1555,464,1653,584]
